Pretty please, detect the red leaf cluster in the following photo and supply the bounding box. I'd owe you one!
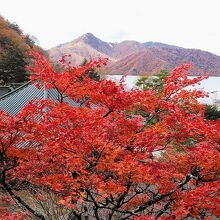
[0,53,219,219]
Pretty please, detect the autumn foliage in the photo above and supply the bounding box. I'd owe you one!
[0,16,45,85]
[0,52,219,219]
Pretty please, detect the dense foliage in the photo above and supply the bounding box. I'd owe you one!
[136,70,169,93]
[0,16,44,85]
[204,104,220,120]
[0,53,219,219]
[136,71,220,122]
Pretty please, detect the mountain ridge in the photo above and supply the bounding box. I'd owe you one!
[48,33,220,76]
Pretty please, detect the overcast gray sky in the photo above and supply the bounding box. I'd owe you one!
[1,0,220,55]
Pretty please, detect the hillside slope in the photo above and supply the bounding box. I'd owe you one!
[0,16,45,84]
[48,33,220,76]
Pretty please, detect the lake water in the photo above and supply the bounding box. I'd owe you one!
[107,75,220,106]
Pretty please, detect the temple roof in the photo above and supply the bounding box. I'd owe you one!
[0,81,80,115]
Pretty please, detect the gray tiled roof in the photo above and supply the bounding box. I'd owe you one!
[0,86,11,97]
[0,81,80,115]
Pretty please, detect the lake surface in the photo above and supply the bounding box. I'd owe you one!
[107,75,220,106]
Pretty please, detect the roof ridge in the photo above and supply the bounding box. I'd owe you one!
[0,81,32,100]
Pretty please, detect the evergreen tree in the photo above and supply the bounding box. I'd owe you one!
[0,16,45,85]
[81,58,100,81]
[136,69,169,92]
[0,40,29,85]
[204,104,220,120]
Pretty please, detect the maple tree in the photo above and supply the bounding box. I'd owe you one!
[0,52,219,219]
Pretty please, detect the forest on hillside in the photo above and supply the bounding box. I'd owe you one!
[0,16,45,85]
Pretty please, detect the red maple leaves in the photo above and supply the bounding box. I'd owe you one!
[0,53,219,219]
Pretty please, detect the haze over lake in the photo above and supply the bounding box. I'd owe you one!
[108,75,220,106]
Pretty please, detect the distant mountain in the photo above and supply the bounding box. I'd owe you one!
[48,33,116,65]
[48,33,220,76]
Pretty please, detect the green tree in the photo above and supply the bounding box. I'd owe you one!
[204,104,220,120]
[0,43,29,85]
[0,16,45,85]
[135,70,169,123]
[136,69,169,92]
[81,58,100,81]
